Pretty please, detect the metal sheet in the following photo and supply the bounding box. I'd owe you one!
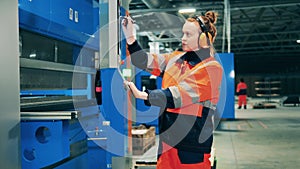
[21,111,79,120]
[20,58,96,74]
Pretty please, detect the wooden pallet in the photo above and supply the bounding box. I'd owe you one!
[132,125,156,155]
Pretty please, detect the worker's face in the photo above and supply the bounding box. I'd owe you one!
[181,21,200,52]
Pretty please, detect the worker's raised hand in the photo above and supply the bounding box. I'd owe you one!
[121,15,136,45]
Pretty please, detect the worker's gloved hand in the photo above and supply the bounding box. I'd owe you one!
[121,15,136,45]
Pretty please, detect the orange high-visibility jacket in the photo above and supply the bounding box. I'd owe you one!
[139,48,223,115]
[128,41,223,153]
[236,82,247,95]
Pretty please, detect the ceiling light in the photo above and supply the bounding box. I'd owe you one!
[29,53,36,58]
[178,8,196,13]
[297,40,300,44]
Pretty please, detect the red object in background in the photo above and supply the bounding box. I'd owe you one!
[95,70,102,105]
[96,86,102,93]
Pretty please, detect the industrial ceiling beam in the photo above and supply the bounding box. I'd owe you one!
[231,2,300,11]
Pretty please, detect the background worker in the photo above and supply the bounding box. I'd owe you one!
[122,11,222,169]
[236,78,248,109]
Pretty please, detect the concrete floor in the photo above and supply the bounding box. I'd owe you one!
[214,99,300,169]
[133,99,300,169]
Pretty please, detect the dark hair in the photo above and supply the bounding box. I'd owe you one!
[240,78,244,82]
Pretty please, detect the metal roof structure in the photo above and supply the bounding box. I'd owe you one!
[128,0,300,75]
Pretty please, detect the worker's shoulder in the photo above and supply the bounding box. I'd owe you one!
[203,57,222,67]
[162,51,184,58]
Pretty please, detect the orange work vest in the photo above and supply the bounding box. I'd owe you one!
[146,51,223,117]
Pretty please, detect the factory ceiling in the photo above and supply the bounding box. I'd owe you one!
[128,0,300,75]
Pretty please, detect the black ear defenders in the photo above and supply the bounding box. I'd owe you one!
[192,16,208,33]
[192,15,211,48]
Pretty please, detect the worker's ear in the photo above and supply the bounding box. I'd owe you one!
[198,32,208,48]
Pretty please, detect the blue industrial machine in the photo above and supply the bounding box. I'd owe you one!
[19,0,130,168]
[134,70,161,134]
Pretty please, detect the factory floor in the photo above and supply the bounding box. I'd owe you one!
[214,98,300,169]
[132,98,300,169]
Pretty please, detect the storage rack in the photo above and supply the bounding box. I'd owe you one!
[254,80,281,102]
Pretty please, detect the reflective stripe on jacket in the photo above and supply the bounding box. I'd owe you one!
[146,50,223,117]
[128,41,223,153]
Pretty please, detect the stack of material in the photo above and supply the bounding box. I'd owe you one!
[135,161,157,169]
[253,102,276,109]
[132,125,156,155]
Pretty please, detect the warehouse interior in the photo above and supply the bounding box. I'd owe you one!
[0,0,299,169]
[129,0,300,97]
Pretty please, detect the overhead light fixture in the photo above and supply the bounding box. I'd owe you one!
[178,8,196,13]
[297,40,300,44]
[29,53,36,58]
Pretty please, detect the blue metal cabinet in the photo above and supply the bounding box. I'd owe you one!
[216,53,235,119]
[18,0,99,49]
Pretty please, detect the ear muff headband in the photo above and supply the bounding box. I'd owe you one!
[193,15,208,33]
[192,16,211,48]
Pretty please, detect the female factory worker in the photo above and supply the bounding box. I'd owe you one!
[122,11,222,169]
